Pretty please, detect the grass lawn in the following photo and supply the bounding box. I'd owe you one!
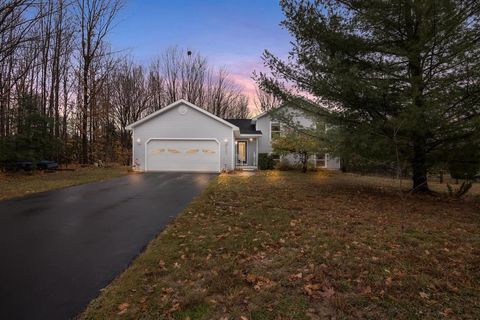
[0,166,129,200]
[82,171,480,319]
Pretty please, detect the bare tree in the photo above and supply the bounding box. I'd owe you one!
[0,1,253,169]
[75,0,122,163]
[205,67,250,118]
[254,87,282,113]
[110,57,151,152]
[148,47,250,118]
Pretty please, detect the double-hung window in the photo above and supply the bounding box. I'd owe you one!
[270,122,281,140]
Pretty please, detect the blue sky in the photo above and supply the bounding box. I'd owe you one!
[109,0,291,109]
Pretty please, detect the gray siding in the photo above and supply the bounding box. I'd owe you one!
[132,102,235,171]
[256,116,272,154]
[255,105,340,170]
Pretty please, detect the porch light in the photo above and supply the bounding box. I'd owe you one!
[249,138,253,142]
[136,138,141,144]
[235,141,238,145]
[224,138,228,143]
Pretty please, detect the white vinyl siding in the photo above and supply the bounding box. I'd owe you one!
[131,102,235,171]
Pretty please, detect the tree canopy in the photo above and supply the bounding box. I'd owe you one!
[258,0,480,192]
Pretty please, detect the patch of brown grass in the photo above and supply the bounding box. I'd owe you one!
[0,166,129,200]
[81,171,480,320]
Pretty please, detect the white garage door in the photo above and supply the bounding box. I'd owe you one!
[146,139,220,172]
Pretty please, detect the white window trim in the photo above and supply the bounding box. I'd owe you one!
[270,121,281,141]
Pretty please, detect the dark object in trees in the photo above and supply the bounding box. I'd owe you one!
[0,94,61,171]
[36,160,59,171]
[11,160,58,171]
[448,144,480,181]
[449,160,480,181]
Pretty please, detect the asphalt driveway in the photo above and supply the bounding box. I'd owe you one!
[0,172,215,320]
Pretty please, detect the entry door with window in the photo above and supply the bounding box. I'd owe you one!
[237,141,247,165]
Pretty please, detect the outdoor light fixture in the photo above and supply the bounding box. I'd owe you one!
[136,138,141,144]
[235,141,238,145]
[249,138,253,142]
[224,138,228,143]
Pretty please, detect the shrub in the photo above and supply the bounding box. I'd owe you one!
[275,158,293,171]
[449,160,479,181]
[448,144,480,181]
[447,181,473,198]
[258,153,276,170]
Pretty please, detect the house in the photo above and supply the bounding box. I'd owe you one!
[126,99,340,172]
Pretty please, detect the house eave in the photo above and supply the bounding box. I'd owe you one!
[236,133,262,138]
[125,99,240,131]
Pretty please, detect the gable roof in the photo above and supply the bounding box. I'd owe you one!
[252,104,288,120]
[224,119,262,135]
[125,99,240,130]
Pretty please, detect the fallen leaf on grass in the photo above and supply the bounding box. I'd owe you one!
[440,308,453,317]
[385,277,392,286]
[288,273,303,281]
[159,260,167,270]
[246,273,275,291]
[304,283,335,299]
[320,286,335,299]
[164,301,180,316]
[361,286,372,295]
[304,283,322,296]
[419,291,429,299]
[117,303,129,315]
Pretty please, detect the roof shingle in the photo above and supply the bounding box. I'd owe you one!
[223,119,262,135]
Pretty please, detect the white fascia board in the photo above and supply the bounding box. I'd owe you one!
[237,134,262,138]
[125,99,240,131]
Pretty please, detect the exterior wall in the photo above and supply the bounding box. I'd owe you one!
[235,138,257,166]
[132,102,235,172]
[256,116,273,154]
[325,154,341,170]
[255,106,341,170]
[256,106,316,154]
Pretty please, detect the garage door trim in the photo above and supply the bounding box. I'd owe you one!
[145,138,221,172]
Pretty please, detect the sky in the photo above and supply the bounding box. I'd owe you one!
[108,0,292,111]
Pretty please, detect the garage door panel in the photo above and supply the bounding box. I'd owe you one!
[146,139,220,172]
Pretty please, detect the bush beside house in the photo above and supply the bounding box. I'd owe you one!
[258,153,276,170]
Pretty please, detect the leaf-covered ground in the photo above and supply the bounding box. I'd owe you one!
[82,171,480,319]
[0,166,129,200]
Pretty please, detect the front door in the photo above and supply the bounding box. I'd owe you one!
[237,141,247,165]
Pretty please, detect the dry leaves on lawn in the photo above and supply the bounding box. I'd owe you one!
[245,273,275,291]
[117,303,129,315]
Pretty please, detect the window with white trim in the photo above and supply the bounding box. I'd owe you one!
[315,154,326,167]
[271,153,280,162]
[270,122,280,140]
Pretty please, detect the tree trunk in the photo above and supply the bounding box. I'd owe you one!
[81,62,89,164]
[411,140,429,192]
[301,152,308,173]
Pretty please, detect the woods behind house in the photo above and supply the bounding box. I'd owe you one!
[0,0,249,167]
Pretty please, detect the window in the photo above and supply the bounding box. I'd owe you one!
[271,153,280,162]
[315,154,326,168]
[270,122,280,140]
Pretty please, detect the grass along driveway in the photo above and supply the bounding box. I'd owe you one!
[0,166,129,200]
[82,171,480,319]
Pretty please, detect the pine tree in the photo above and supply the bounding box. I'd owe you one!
[258,0,480,192]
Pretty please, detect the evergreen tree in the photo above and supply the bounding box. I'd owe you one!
[258,0,480,192]
[0,94,61,169]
